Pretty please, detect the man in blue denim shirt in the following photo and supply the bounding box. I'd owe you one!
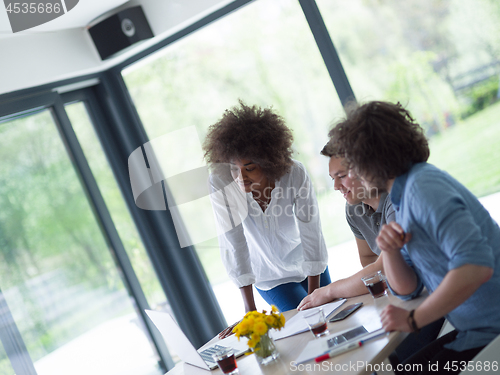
[328,101,500,374]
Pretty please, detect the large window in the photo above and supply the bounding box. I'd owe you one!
[0,109,163,375]
[5,1,499,371]
[0,343,13,375]
[317,0,500,197]
[123,0,351,323]
[66,102,166,310]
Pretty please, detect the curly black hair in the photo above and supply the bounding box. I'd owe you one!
[203,101,294,181]
[325,101,429,187]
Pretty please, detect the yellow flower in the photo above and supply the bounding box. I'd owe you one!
[280,314,286,326]
[265,315,276,325]
[235,320,250,336]
[237,307,285,350]
[251,333,261,343]
[245,311,258,319]
[255,316,265,324]
[247,338,257,348]
[254,321,268,336]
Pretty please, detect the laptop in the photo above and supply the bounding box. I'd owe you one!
[145,309,249,370]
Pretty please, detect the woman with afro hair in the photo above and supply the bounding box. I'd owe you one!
[203,101,330,323]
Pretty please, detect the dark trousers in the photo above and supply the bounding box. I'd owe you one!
[390,317,446,365]
[395,330,485,375]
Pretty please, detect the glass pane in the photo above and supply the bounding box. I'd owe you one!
[65,102,166,311]
[317,0,500,198]
[0,110,162,375]
[122,0,350,323]
[0,344,14,375]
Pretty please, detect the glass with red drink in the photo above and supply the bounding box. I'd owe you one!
[212,348,239,374]
[361,270,388,298]
[304,308,329,338]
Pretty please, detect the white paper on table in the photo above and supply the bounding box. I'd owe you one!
[271,299,346,340]
[294,327,386,364]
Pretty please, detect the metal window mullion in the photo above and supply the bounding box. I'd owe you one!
[82,71,226,348]
[0,290,38,375]
[298,0,356,107]
[50,94,173,371]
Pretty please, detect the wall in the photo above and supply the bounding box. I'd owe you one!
[0,0,234,96]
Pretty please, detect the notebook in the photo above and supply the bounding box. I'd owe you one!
[145,310,249,370]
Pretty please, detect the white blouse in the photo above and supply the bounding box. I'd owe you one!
[209,160,328,291]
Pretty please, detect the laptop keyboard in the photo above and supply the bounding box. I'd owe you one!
[199,344,228,364]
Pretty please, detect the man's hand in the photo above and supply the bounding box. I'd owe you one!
[297,286,332,310]
[218,320,240,339]
[376,222,411,255]
[379,305,412,332]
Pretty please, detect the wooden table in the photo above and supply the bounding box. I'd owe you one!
[165,291,427,375]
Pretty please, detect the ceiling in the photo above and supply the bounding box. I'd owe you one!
[0,0,130,37]
[0,0,231,95]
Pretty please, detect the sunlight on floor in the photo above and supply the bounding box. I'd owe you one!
[34,315,161,375]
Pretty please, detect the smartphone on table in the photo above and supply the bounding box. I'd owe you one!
[329,302,363,322]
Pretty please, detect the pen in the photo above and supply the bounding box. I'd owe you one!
[314,330,390,362]
[315,342,361,362]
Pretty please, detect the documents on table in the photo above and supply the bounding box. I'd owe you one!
[271,299,346,340]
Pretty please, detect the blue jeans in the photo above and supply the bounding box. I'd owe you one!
[256,267,331,312]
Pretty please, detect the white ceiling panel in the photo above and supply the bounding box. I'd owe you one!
[0,0,130,36]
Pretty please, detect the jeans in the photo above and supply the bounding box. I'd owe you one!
[256,267,331,312]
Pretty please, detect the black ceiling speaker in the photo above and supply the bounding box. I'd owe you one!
[89,6,154,60]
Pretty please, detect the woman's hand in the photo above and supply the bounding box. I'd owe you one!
[297,286,332,310]
[376,222,411,255]
[379,305,412,332]
[218,320,240,339]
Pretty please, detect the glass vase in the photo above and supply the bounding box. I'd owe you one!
[254,331,279,365]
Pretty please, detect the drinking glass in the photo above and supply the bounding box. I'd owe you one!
[212,347,239,374]
[361,271,388,298]
[304,308,329,338]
